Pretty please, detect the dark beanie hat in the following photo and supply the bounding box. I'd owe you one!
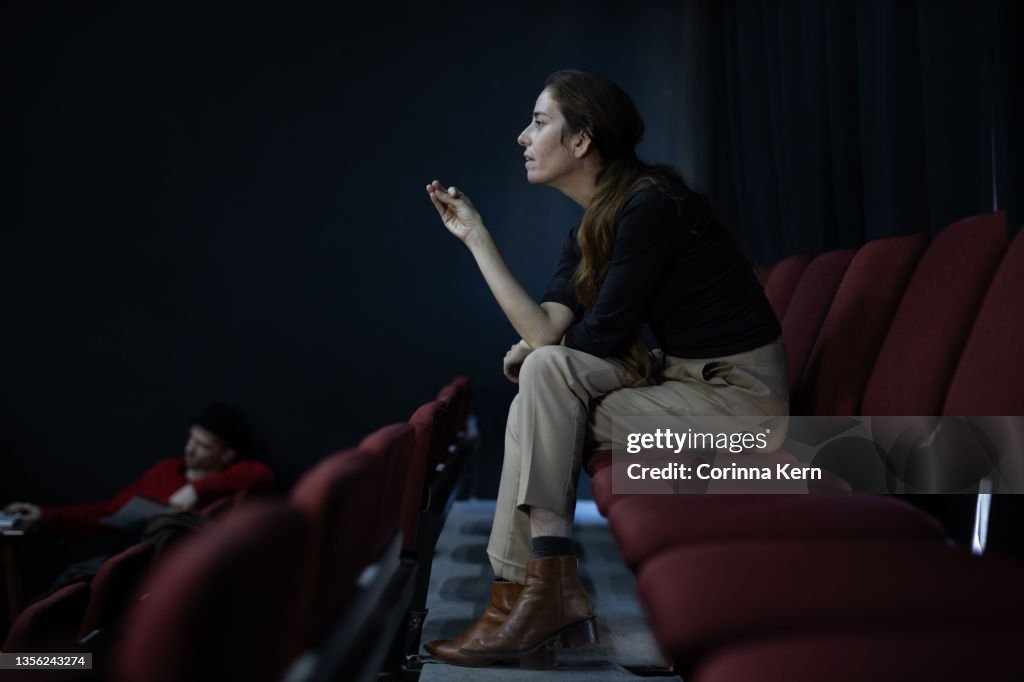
[192,403,252,455]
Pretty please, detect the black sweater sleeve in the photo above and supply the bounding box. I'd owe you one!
[540,225,585,318]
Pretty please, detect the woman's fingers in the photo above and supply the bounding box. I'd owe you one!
[426,179,449,195]
[426,180,465,204]
[428,190,446,213]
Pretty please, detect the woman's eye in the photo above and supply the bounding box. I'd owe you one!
[534,120,543,127]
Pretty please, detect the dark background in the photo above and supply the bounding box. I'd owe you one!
[2,1,1020,526]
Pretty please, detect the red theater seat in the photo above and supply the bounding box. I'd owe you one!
[437,375,473,434]
[290,448,384,633]
[796,233,928,415]
[693,630,1023,681]
[3,582,90,654]
[112,502,311,682]
[763,253,813,320]
[943,226,1024,416]
[861,212,1006,416]
[401,400,453,550]
[359,423,416,557]
[781,249,856,395]
[78,542,155,640]
[607,493,945,570]
[636,539,1024,665]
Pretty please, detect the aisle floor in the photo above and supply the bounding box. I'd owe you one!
[419,500,682,681]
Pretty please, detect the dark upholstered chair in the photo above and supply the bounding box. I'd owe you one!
[112,501,311,682]
[78,542,155,640]
[636,539,1024,665]
[692,629,1024,681]
[861,211,1006,417]
[781,249,856,394]
[3,582,90,654]
[290,447,383,633]
[763,253,813,320]
[796,233,928,415]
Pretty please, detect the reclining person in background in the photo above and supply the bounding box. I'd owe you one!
[4,403,276,537]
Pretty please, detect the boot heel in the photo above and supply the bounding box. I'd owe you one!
[519,640,557,669]
[560,618,599,648]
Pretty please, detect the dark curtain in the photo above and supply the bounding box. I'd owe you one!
[678,0,1023,265]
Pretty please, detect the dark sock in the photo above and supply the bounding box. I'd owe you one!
[531,535,573,559]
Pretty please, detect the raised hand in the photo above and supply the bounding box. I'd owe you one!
[426,179,486,244]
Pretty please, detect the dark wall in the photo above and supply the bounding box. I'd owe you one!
[1,1,690,504]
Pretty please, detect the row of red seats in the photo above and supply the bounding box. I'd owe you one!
[586,212,1024,679]
[1,377,475,682]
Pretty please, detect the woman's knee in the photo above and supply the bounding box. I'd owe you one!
[520,345,573,384]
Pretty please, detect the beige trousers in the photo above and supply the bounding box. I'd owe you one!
[486,338,789,582]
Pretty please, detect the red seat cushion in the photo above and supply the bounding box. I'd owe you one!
[693,630,1024,682]
[607,493,945,569]
[636,539,1024,664]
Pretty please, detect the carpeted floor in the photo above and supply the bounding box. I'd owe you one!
[419,500,682,681]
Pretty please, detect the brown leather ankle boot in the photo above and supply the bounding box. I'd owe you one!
[458,555,599,669]
[424,580,523,666]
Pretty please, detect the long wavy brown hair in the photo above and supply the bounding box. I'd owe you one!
[546,69,688,385]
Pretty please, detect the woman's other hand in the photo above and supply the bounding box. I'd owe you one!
[426,179,486,244]
[503,339,534,383]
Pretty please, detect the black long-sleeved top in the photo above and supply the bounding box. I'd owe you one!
[541,183,781,359]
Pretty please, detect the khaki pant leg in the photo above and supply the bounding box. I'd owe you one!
[486,346,639,582]
[590,338,790,451]
[486,395,533,582]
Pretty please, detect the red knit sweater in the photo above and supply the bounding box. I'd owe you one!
[39,458,275,537]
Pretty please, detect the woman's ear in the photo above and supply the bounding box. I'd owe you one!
[572,129,593,159]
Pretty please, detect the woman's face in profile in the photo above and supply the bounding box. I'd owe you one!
[518,88,577,187]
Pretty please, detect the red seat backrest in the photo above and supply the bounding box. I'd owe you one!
[862,212,1006,416]
[3,582,90,653]
[358,422,417,557]
[112,502,311,682]
[943,227,1024,416]
[796,234,928,415]
[781,249,856,395]
[78,541,156,639]
[290,448,382,632]
[437,376,473,432]
[401,401,453,550]
[763,253,813,320]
